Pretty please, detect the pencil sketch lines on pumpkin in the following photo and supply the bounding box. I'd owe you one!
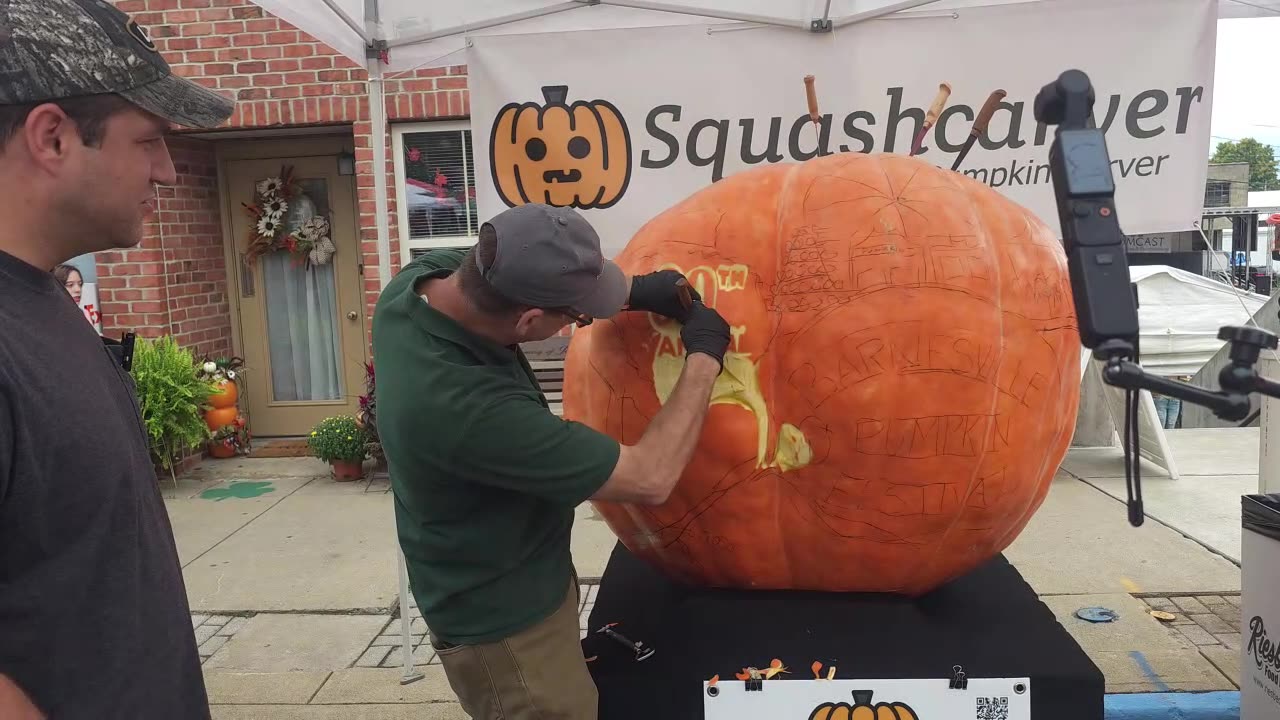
[823,474,968,520]
[784,478,915,545]
[586,355,618,396]
[647,456,772,549]
[800,175,892,213]
[711,211,729,251]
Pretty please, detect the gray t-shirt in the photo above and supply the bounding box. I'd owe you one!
[0,249,209,718]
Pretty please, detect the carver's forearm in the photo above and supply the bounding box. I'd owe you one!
[634,353,720,496]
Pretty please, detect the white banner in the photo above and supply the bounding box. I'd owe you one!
[468,0,1217,258]
[703,678,1031,720]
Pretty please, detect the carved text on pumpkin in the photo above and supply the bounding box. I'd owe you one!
[854,413,1011,459]
[807,323,1052,410]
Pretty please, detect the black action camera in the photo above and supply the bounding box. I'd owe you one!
[1035,70,1280,526]
[1036,70,1140,352]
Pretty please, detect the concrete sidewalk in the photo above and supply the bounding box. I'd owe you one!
[164,430,1251,717]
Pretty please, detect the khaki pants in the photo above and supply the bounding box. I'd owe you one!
[431,577,597,719]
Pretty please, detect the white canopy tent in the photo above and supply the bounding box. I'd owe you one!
[1128,264,1269,376]
[242,0,1280,684]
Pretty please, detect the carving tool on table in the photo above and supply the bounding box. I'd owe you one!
[951,89,1006,171]
[803,74,822,151]
[596,622,655,661]
[910,82,953,157]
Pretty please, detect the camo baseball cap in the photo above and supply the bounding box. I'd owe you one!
[0,0,234,128]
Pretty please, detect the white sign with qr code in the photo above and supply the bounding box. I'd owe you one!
[703,678,1030,720]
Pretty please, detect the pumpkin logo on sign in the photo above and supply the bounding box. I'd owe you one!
[808,690,919,720]
[489,85,632,210]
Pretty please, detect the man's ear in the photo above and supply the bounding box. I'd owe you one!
[22,104,78,170]
[514,307,546,335]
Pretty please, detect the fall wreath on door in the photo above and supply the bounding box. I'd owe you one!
[242,164,337,267]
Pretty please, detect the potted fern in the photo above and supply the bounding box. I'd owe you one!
[308,415,368,481]
[130,335,217,482]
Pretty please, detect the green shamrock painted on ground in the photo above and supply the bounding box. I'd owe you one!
[200,481,276,501]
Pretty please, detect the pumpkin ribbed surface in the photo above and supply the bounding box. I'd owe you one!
[563,152,1080,595]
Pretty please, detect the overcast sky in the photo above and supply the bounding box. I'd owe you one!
[1210,16,1280,157]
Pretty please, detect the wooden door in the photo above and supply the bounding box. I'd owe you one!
[226,155,367,437]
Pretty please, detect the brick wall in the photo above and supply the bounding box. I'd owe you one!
[111,0,472,348]
[98,136,231,361]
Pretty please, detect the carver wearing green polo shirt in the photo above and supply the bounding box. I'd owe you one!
[371,202,731,720]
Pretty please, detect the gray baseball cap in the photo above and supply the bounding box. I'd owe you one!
[479,204,630,320]
[0,0,234,129]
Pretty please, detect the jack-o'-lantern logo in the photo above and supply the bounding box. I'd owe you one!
[808,690,919,720]
[489,85,632,210]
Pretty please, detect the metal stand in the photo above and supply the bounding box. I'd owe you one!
[397,548,424,685]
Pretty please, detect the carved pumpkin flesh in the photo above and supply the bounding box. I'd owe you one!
[490,85,632,210]
[562,152,1080,595]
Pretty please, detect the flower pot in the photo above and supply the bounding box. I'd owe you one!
[331,459,363,481]
[208,380,239,409]
[208,442,237,459]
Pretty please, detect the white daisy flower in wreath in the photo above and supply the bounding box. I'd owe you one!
[256,177,284,197]
[257,215,280,236]
[264,197,288,217]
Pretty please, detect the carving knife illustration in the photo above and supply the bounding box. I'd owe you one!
[803,75,822,152]
[910,82,953,156]
[951,89,1006,171]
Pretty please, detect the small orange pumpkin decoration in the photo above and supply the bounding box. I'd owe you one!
[490,84,631,210]
[562,152,1080,595]
[808,690,917,720]
[207,379,238,409]
[204,405,239,432]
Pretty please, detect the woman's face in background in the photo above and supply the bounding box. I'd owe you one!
[63,269,83,304]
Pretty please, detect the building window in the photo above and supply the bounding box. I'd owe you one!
[1204,180,1232,208]
[392,120,479,265]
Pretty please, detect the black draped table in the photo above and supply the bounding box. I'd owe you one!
[582,541,1103,720]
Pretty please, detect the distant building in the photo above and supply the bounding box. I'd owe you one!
[1204,161,1250,208]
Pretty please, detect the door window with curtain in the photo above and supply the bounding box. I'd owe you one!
[262,177,344,403]
[392,121,480,264]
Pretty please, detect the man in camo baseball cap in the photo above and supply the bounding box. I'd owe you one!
[0,0,234,128]
[0,2,236,719]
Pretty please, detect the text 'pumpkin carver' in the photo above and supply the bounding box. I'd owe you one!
[490,85,632,210]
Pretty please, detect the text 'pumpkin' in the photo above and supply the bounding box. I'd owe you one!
[562,152,1080,595]
[490,85,631,210]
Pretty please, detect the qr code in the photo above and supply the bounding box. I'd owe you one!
[976,696,1009,720]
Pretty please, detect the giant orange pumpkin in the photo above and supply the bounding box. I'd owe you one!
[562,152,1080,595]
[490,85,631,210]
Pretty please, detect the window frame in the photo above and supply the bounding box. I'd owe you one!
[1203,179,1232,208]
[392,119,479,267]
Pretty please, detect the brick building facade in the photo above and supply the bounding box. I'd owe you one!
[77,0,488,437]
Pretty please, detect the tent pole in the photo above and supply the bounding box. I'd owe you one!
[595,0,809,29]
[369,52,418,685]
[832,0,943,27]
[363,0,421,686]
[388,1,585,48]
[321,0,369,41]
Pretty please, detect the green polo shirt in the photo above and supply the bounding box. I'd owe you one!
[371,248,621,645]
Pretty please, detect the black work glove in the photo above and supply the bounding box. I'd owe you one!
[680,302,731,369]
[627,270,702,321]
